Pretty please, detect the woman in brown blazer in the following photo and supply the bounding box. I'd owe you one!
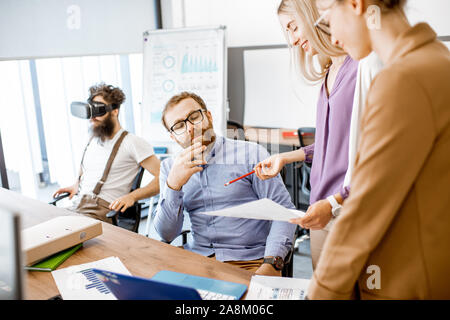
[309,0,450,299]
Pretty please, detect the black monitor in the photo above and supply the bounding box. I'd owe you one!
[0,208,23,300]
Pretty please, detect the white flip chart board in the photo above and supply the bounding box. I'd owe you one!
[243,47,320,129]
[142,26,227,150]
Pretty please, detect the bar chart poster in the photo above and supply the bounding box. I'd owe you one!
[142,27,227,149]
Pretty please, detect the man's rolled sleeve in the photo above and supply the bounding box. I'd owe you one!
[163,183,184,204]
[153,160,185,242]
[264,230,295,259]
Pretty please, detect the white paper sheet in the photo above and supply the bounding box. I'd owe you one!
[245,275,310,300]
[199,198,306,222]
[51,256,131,300]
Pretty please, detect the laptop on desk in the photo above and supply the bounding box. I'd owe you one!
[92,269,247,300]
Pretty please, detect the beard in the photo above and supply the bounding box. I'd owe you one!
[191,122,216,147]
[175,118,217,151]
[89,112,115,142]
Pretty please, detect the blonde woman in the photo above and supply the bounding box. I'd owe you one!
[308,0,450,299]
[254,0,383,269]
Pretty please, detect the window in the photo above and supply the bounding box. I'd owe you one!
[0,54,143,201]
[0,60,42,197]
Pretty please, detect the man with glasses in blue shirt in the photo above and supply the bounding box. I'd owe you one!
[154,92,296,276]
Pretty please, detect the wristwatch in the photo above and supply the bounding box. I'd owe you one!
[263,256,284,271]
[327,195,342,218]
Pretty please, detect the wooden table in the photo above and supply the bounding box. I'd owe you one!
[0,188,253,300]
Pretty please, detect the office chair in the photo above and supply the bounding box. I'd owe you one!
[282,243,295,277]
[226,120,246,141]
[161,230,191,246]
[297,127,315,149]
[49,167,146,233]
[106,166,145,233]
[296,127,315,211]
[293,127,315,252]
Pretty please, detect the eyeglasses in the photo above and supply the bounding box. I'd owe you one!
[169,109,204,135]
[313,0,338,37]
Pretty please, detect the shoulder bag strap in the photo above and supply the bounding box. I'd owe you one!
[92,130,129,196]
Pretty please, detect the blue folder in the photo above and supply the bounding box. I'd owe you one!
[92,269,247,300]
[152,270,247,299]
[92,269,201,300]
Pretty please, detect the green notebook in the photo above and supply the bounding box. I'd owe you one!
[25,243,83,272]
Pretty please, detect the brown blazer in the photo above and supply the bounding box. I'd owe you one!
[308,23,450,299]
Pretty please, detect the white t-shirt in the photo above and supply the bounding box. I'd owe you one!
[325,53,384,232]
[77,129,155,204]
[343,52,384,188]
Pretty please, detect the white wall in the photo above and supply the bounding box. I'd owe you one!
[182,0,450,49]
[161,0,186,28]
[406,0,450,36]
[2,0,447,60]
[180,0,450,131]
[183,0,285,47]
[0,0,158,60]
[243,48,319,129]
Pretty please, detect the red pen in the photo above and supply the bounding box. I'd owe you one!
[224,170,255,186]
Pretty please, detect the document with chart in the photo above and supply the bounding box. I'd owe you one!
[51,256,131,300]
[245,275,310,300]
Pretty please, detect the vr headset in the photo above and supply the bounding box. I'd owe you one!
[70,99,119,119]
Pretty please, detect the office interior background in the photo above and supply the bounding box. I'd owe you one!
[0,0,449,204]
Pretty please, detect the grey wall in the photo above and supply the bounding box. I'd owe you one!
[0,0,159,60]
[227,45,287,125]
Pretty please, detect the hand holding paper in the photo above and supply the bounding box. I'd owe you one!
[198,198,305,222]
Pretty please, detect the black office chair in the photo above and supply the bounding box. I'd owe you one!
[106,167,145,233]
[282,243,295,277]
[161,230,191,246]
[297,127,315,149]
[49,167,145,233]
[297,127,315,211]
[293,127,316,252]
[226,120,246,141]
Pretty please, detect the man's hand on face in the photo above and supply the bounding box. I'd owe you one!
[166,138,207,191]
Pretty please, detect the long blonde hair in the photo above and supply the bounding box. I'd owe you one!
[278,0,345,83]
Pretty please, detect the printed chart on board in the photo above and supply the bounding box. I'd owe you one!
[142,26,227,149]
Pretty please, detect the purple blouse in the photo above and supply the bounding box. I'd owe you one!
[302,55,358,204]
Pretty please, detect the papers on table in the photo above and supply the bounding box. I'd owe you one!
[51,256,131,300]
[199,198,306,222]
[245,275,310,300]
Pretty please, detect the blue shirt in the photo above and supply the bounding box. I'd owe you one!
[154,136,297,262]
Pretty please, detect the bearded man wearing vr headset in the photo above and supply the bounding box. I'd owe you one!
[53,83,160,223]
